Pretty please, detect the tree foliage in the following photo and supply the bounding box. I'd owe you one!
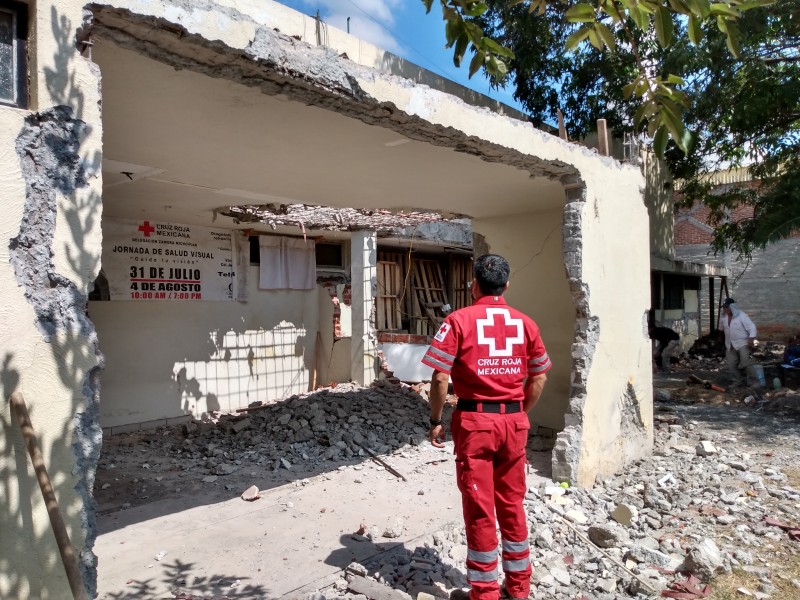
[423,0,799,257]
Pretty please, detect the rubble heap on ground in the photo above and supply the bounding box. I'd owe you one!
[306,398,800,600]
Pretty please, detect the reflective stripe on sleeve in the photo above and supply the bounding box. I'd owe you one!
[467,568,498,582]
[502,558,531,573]
[427,346,456,363]
[422,354,453,373]
[528,354,551,374]
[467,549,498,563]
[501,539,529,554]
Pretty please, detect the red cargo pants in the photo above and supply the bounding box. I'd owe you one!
[451,408,531,600]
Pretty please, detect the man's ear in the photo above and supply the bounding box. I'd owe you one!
[505,281,510,291]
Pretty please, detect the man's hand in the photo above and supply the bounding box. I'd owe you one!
[429,424,445,448]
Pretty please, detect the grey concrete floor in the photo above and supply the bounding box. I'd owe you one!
[95,441,553,599]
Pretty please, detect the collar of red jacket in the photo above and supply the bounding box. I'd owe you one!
[474,295,507,306]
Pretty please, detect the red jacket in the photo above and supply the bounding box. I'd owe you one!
[421,295,551,401]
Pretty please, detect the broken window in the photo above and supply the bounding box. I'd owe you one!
[315,242,345,269]
[376,251,471,336]
[663,274,684,310]
[0,0,28,109]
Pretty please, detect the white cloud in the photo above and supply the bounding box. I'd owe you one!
[299,0,404,53]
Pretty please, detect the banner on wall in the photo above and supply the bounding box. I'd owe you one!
[103,217,235,301]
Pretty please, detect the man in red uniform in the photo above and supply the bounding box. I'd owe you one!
[422,254,551,600]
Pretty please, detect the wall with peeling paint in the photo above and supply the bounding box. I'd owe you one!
[0,1,104,597]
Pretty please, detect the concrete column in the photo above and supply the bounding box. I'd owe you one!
[350,230,377,385]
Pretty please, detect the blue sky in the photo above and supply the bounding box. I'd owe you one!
[273,0,526,113]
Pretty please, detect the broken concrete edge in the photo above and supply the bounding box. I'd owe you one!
[552,185,593,487]
[11,106,103,597]
[87,5,581,190]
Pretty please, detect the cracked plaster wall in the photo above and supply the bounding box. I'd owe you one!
[0,2,104,597]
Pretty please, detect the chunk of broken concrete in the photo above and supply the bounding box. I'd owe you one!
[564,509,588,525]
[241,485,260,501]
[682,537,725,581]
[696,441,718,456]
[610,503,637,526]
[588,524,629,549]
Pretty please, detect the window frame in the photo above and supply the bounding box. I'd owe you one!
[0,0,28,109]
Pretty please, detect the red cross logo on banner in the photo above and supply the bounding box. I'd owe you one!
[476,308,523,357]
[138,221,155,237]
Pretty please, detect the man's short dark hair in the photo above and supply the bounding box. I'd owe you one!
[473,254,510,296]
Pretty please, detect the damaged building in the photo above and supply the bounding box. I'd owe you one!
[0,1,653,597]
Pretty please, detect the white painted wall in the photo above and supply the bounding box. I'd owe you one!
[380,343,435,382]
[90,265,319,427]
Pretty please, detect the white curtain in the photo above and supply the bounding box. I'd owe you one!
[259,236,316,290]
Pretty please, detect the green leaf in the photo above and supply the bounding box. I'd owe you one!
[565,26,592,50]
[453,34,469,67]
[622,80,639,99]
[422,0,434,14]
[587,26,604,50]
[483,37,514,58]
[565,3,596,22]
[665,73,686,85]
[685,0,711,18]
[445,18,461,47]
[659,104,685,145]
[709,3,740,17]
[595,22,616,50]
[629,5,651,30]
[463,2,488,17]
[667,0,692,14]
[654,6,674,47]
[468,50,485,77]
[726,28,741,56]
[687,14,703,45]
[653,126,669,158]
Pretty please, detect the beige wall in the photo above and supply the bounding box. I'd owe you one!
[575,171,653,486]
[474,208,573,430]
[642,149,675,260]
[0,1,104,598]
[90,265,319,428]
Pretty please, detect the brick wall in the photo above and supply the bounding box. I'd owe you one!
[676,240,800,340]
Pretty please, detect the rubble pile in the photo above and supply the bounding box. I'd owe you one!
[180,382,431,475]
[97,378,799,599]
[308,405,800,600]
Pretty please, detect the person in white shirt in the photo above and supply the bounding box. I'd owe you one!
[721,298,757,387]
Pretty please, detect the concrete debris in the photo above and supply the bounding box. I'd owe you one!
[222,204,454,234]
[383,517,405,539]
[696,441,718,456]
[240,485,260,501]
[682,538,725,581]
[96,375,800,600]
